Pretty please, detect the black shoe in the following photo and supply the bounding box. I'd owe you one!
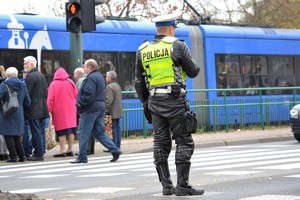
[103,149,110,153]
[70,159,88,164]
[18,157,27,162]
[163,187,174,195]
[53,153,67,157]
[27,156,44,161]
[110,151,122,162]
[175,186,204,196]
[6,158,17,163]
[25,154,31,158]
[66,151,74,156]
[5,154,9,160]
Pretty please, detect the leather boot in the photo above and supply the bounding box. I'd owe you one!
[175,163,204,196]
[156,163,174,195]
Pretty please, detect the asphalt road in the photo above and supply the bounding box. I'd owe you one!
[1,140,300,199]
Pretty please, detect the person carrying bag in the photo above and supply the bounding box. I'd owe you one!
[1,84,19,117]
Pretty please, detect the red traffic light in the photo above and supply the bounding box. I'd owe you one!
[67,2,81,15]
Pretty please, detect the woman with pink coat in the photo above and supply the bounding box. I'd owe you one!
[47,68,78,157]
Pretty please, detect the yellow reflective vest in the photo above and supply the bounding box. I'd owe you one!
[139,36,186,88]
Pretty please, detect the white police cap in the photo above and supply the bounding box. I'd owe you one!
[152,13,180,27]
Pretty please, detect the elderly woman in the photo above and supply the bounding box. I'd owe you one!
[0,65,9,161]
[47,67,78,157]
[0,67,31,162]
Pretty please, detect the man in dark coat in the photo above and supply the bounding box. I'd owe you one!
[70,59,122,164]
[23,56,49,161]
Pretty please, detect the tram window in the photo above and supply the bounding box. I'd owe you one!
[41,50,70,85]
[243,55,269,94]
[216,54,299,96]
[83,51,137,99]
[0,49,37,76]
[215,54,242,96]
[83,51,117,76]
[119,52,137,99]
[295,56,300,87]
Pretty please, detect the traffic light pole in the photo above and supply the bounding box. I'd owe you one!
[70,31,82,75]
[69,0,83,76]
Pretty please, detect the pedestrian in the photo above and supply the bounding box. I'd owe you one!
[23,56,49,161]
[135,13,204,196]
[73,67,87,90]
[104,71,123,150]
[70,59,122,164]
[0,65,9,161]
[73,67,95,155]
[20,69,32,158]
[0,65,7,83]
[47,67,78,157]
[0,67,31,162]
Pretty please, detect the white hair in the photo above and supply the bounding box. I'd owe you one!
[24,56,37,68]
[6,67,18,77]
[107,71,117,81]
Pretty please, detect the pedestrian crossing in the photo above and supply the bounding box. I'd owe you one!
[0,142,300,199]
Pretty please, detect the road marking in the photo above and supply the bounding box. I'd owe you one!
[194,156,300,170]
[77,173,127,177]
[19,174,68,178]
[0,176,10,178]
[240,194,300,200]
[285,174,300,178]
[205,171,262,176]
[67,187,134,193]
[256,163,300,170]
[9,188,60,193]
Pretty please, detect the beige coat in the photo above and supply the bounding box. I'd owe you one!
[105,81,123,119]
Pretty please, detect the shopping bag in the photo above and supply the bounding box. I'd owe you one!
[45,116,56,150]
[104,115,113,139]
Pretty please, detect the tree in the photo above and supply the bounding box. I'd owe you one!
[237,0,300,28]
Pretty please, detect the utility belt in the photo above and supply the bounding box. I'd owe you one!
[149,85,186,97]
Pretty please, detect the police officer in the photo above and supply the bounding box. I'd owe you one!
[135,13,204,196]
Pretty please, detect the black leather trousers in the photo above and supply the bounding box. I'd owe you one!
[148,94,194,166]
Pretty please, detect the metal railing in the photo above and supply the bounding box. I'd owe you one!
[121,87,300,138]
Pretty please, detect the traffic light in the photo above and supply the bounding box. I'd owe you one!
[81,0,105,32]
[65,1,81,33]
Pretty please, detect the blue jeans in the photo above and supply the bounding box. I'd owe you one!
[42,117,50,152]
[77,110,121,161]
[112,118,121,149]
[29,119,45,157]
[22,119,32,156]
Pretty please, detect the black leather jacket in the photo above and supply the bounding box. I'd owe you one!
[135,35,200,104]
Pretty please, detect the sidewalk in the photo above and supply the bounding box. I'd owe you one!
[45,127,295,161]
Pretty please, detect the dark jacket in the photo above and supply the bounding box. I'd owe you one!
[135,35,200,104]
[25,67,49,120]
[0,77,31,135]
[77,70,105,114]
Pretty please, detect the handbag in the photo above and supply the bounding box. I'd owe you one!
[1,84,19,117]
[104,115,113,139]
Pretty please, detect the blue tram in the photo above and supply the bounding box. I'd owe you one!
[0,14,300,129]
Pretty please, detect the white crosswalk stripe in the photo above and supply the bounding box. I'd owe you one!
[1,143,300,198]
